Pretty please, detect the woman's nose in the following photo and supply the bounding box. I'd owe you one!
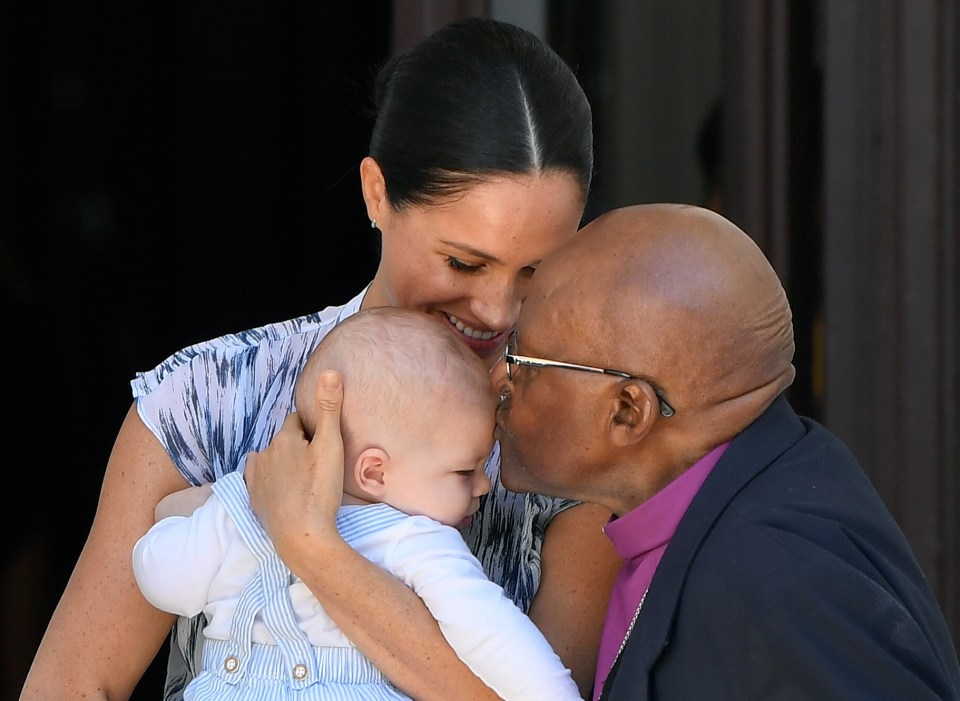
[471,275,521,332]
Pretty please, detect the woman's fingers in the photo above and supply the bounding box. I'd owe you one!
[244,412,310,543]
[244,370,347,568]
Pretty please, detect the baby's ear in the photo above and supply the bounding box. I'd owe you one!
[354,448,390,498]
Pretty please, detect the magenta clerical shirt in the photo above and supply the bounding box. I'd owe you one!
[592,442,730,700]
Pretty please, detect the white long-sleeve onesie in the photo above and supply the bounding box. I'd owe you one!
[134,472,582,700]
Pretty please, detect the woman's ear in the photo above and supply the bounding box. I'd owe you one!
[609,381,658,447]
[354,447,390,499]
[359,156,388,224]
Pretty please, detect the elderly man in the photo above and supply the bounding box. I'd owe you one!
[244,203,960,701]
[493,203,960,700]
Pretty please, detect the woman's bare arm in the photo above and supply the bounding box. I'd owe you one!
[245,371,502,701]
[527,502,620,698]
[21,404,191,701]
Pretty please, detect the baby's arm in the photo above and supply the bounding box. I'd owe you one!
[388,518,584,701]
[132,492,228,616]
[154,482,214,520]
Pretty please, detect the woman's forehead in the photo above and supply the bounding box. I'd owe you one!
[401,174,583,252]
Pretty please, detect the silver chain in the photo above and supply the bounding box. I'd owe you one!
[612,588,647,667]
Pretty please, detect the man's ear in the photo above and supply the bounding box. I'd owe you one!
[354,447,390,498]
[609,381,659,447]
[359,156,388,224]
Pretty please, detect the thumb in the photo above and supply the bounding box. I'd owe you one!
[311,370,344,451]
[315,369,343,416]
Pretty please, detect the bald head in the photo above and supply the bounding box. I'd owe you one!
[531,203,795,442]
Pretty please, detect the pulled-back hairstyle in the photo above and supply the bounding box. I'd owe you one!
[369,17,593,209]
[295,308,493,450]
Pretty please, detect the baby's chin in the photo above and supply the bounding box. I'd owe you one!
[454,513,476,530]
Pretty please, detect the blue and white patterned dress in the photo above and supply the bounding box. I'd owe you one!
[132,286,577,701]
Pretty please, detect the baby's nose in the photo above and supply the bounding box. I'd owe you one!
[474,469,492,497]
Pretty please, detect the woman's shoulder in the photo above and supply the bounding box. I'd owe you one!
[132,287,367,398]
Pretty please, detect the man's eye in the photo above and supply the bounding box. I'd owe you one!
[448,257,483,273]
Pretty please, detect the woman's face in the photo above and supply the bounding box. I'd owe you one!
[362,163,585,366]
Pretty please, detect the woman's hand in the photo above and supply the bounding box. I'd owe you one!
[245,369,346,571]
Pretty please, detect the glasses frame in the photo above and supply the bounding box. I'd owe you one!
[504,334,676,418]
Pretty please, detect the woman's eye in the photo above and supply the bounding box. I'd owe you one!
[456,470,475,477]
[447,257,483,273]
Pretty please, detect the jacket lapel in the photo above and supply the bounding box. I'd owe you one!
[600,396,806,700]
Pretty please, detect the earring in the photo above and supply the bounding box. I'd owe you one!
[370,219,377,229]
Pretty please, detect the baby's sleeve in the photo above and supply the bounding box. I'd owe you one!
[386,518,583,701]
[132,493,230,617]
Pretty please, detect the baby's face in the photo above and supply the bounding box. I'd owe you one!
[383,399,495,527]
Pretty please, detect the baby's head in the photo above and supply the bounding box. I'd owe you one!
[295,308,496,527]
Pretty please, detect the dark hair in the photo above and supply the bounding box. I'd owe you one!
[369,17,593,209]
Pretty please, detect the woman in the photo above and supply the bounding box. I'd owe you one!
[22,17,619,700]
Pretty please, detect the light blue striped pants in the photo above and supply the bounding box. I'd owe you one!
[186,639,410,700]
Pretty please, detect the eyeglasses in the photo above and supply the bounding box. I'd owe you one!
[503,332,676,417]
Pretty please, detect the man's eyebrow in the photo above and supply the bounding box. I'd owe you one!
[439,239,503,264]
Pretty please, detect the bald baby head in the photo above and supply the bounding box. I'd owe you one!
[530,203,795,439]
[296,307,493,454]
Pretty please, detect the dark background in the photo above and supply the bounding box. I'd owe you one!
[2,3,390,696]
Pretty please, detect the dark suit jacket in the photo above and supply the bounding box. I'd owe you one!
[601,396,960,700]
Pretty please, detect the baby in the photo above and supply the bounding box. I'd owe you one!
[133,307,582,700]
